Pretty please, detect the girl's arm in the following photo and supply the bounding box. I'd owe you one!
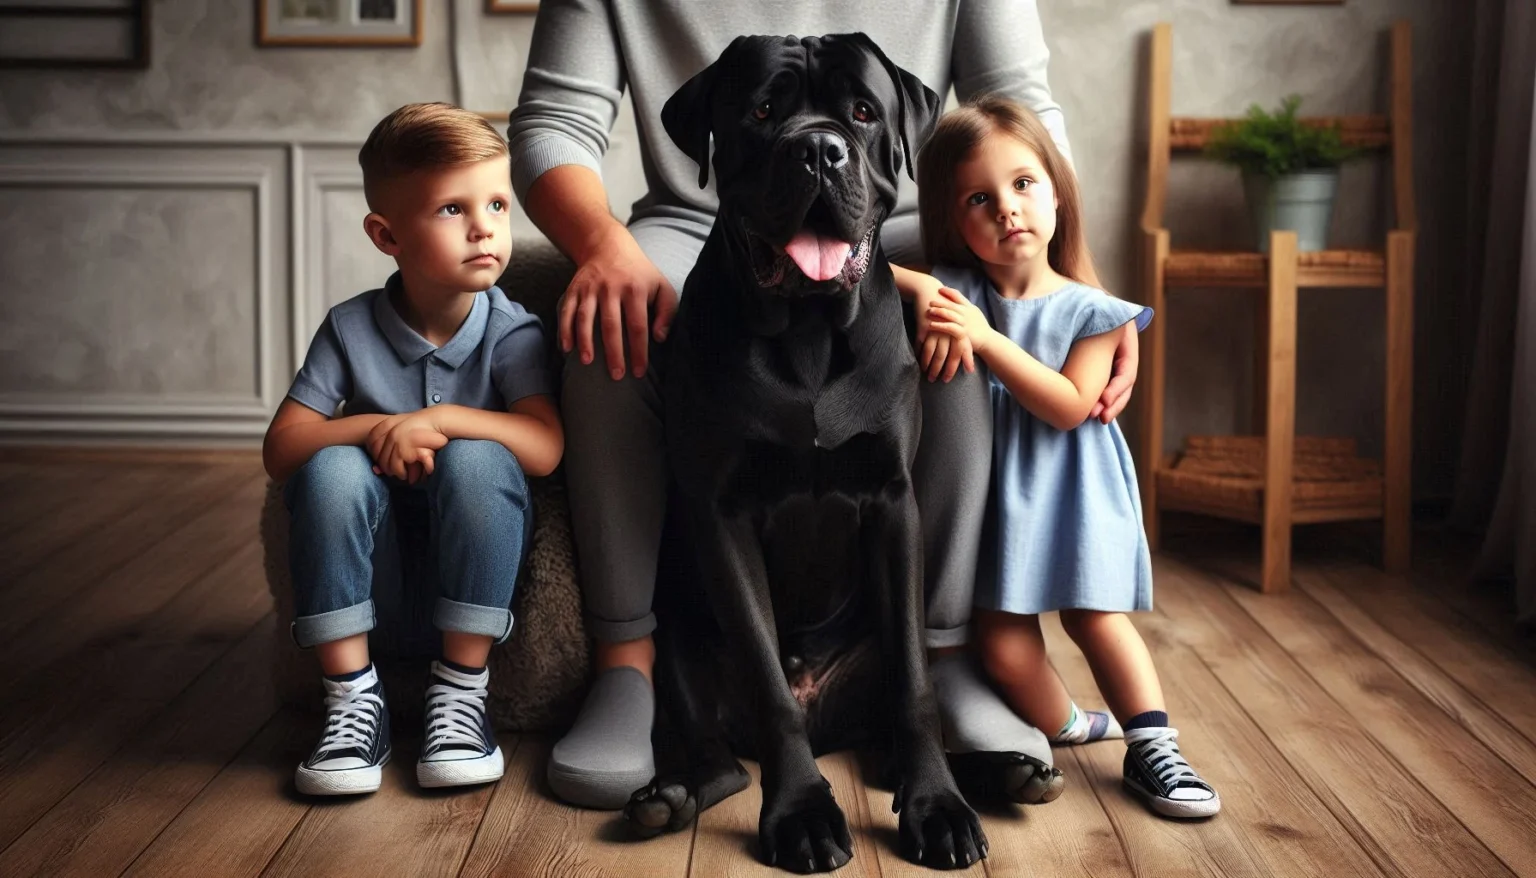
[889,264,937,302]
[889,264,976,381]
[925,287,1121,431]
[977,328,1120,431]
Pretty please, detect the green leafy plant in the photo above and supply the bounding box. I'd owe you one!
[1204,95,1358,179]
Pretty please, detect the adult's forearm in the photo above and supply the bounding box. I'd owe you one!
[522,165,628,265]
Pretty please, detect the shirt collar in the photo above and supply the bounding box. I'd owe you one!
[373,272,489,368]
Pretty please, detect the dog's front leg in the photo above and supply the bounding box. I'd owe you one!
[688,501,854,874]
[865,489,988,869]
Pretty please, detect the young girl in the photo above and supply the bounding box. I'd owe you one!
[897,96,1220,819]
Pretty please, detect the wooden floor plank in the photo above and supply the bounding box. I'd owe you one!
[0,614,279,877]
[1153,556,1514,878]
[0,472,271,689]
[0,464,191,582]
[0,460,134,537]
[1044,610,1387,878]
[1296,565,1536,787]
[456,735,694,878]
[0,462,261,641]
[855,749,985,878]
[1408,531,1536,665]
[1038,615,1271,878]
[258,739,496,878]
[121,710,316,878]
[970,745,1131,878]
[1218,568,1536,874]
[0,540,271,850]
[688,753,878,878]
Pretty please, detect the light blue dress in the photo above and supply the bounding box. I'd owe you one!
[933,266,1155,615]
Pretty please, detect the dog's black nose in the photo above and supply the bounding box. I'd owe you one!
[791,131,849,174]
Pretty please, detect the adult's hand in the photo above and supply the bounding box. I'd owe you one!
[557,226,677,381]
[1090,322,1139,424]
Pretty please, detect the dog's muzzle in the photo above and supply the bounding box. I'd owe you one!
[744,223,876,291]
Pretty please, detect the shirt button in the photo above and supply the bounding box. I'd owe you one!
[431,393,442,404]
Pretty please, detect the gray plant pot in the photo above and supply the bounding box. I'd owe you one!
[1242,169,1340,253]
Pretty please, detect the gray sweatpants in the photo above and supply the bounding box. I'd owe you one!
[561,207,991,648]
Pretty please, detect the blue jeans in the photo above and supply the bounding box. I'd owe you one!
[285,440,530,649]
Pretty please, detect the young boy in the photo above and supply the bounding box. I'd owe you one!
[263,102,563,796]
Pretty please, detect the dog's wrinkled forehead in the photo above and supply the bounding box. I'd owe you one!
[662,32,940,190]
[716,34,894,110]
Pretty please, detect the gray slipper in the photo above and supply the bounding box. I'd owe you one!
[547,666,656,809]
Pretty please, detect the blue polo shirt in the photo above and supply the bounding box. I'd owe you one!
[287,272,555,418]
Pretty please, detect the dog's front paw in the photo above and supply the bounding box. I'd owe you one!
[625,777,698,838]
[760,779,854,873]
[893,782,987,869]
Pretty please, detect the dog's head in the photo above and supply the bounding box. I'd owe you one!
[663,33,940,296]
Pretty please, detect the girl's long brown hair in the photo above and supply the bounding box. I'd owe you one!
[916,95,1098,286]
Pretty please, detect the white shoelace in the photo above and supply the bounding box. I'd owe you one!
[424,670,491,755]
[315,677,385,760]
[1127,728,1210,796]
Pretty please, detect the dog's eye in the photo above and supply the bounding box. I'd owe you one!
[752,101,771,121]
[852,101,875,123]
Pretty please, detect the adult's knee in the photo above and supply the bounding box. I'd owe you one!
[918,370,991,453]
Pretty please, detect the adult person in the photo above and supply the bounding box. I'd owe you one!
[506,0,1139,809]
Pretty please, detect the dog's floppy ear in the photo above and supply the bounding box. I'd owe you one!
[845,33,941,180]
[663,38,747,189]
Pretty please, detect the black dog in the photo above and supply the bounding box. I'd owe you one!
[620,33,1012,873]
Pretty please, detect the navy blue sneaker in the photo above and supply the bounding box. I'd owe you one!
[1123,727,1221,818]
[417,661,503,788]
[296,666,391,796]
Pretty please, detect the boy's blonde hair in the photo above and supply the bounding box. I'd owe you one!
[916,95,1098,285]
[358,102,508,211]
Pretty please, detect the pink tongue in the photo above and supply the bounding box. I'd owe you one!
[784,230,852,282]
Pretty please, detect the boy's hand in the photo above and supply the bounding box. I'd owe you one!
[366,412,448,484]
[925,287,995,357]
[913,283,975,383]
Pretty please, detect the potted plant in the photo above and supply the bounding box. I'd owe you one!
[1205,95,1358,253]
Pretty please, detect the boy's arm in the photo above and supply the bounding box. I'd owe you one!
[262,399,388,482]
[980,328,1120,431]
[425,396,565,478]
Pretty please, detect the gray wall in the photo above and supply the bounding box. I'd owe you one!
[0,0,1472,500]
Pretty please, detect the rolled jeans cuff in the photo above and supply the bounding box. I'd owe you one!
[292,600,376,648]
[435,597,514,643]
[925,623,970,649]
[585,610,657,644]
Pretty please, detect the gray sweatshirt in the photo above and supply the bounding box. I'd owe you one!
[507,0,1070,223]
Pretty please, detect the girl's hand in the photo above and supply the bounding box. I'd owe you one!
[914,284,975,382]
[925,287,995,357]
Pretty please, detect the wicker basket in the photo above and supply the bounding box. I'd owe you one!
[1156,435,1383,524]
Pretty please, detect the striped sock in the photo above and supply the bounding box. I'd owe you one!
[1052,702,1124,744]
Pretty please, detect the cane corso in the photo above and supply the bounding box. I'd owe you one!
[622,33,1055,872]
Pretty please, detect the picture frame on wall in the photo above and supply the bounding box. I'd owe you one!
[0,0,151,69]
[258,0,423,47]
[485,1,539,13]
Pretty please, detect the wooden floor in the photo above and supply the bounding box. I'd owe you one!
[2,452,1535,878]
